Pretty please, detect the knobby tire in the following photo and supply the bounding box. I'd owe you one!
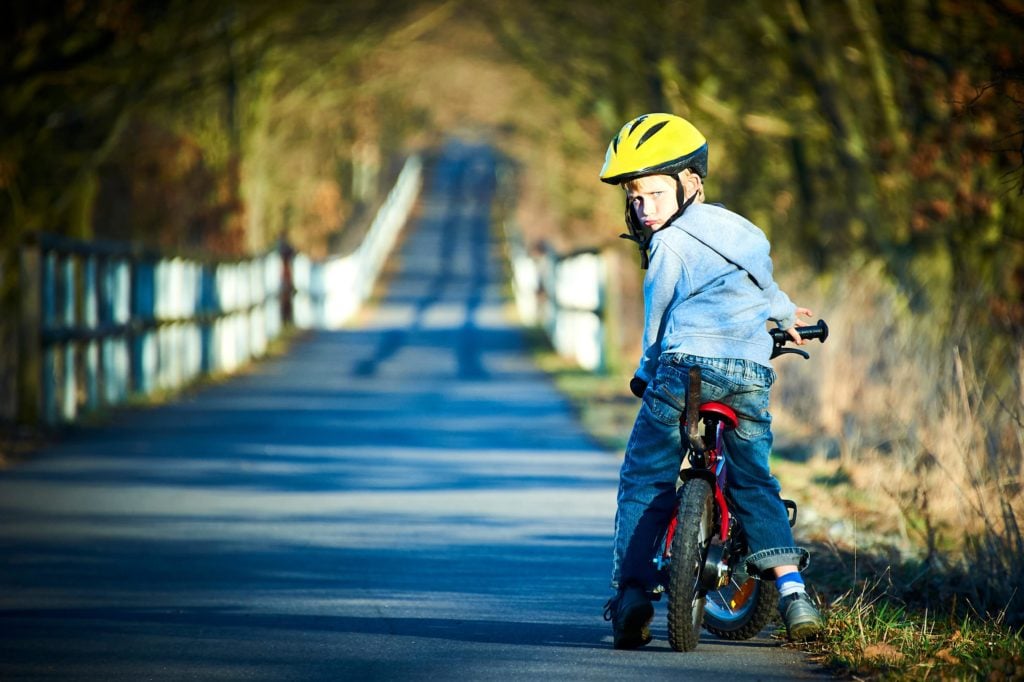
[667,478,713,652]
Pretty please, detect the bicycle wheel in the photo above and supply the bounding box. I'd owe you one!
[703,566,778,639]
[667,478,713,652]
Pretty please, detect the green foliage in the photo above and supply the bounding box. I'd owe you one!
[4,1,1022,299]
[485,0,1024,346]
[0,0,430,256]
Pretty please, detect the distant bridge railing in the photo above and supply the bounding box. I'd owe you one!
[291,155,422,329]
[21,155,422,425]
[503,219,607,373]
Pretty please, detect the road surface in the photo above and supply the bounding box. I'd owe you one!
[0,140,827,680]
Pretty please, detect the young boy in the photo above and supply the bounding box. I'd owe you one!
[599,113,822,649]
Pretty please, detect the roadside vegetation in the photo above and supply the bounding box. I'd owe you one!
[533,336,1024,679]
[490,4,1024,675]
[528,258,1024,679]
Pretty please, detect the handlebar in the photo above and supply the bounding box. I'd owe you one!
[769,319,829,360]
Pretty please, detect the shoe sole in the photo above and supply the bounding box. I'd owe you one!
[614,602,655,650]
[786,619,821,641]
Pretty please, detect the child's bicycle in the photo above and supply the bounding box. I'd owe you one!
[654,320,829,652]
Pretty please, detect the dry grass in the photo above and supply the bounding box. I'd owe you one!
[773,259,1024,625]
[806,580,1024,680]
[523,254,1024,677]
[532,254,1024,625]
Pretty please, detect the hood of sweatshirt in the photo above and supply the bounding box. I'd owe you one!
[665,202,774,290]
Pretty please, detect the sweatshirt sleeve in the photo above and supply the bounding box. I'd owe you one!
[765,280,797,330]
[753,233,797,329]
[636,238,690,382]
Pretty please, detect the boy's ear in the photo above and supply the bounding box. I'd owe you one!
[680,169,702,195]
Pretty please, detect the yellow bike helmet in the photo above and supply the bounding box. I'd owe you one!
[600,113,708,185]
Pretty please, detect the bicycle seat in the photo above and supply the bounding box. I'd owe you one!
[699,402,739,431]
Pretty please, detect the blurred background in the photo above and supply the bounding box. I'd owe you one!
[1,0,1022,623]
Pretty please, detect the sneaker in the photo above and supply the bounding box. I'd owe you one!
[778,591,822,641]
[603,585,654,649]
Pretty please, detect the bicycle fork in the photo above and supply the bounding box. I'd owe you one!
[654,366,737,591]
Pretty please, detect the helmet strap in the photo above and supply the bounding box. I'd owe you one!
[619,202,653,269]
[666,174,698,226]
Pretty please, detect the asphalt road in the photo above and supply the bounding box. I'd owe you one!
[0,141,828,680]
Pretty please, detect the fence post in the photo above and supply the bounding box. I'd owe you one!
[60,255,76,422]
[278,238,294,327]
[105,257,130,405]
[17,245,42,424]
[84,254,99,412]
[132,258,156,396]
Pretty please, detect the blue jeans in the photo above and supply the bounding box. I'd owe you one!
[611,353,809,591]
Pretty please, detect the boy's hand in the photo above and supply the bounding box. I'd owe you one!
[629,376,648,398]
[786,307,815,345]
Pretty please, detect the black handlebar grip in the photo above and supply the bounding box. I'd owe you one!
[769,319,829,347]
[769,319,829,359]
[797,319,829,343]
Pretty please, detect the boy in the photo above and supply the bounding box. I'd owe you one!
[599,113,822,649]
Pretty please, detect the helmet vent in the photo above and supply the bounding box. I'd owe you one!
[636,120,668,149]
[628,115,648,136]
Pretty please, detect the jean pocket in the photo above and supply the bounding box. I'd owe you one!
[732,388,772,440]
[646,367,686,425]
[694,367,734,402]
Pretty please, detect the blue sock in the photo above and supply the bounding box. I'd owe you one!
[775,571,805,598]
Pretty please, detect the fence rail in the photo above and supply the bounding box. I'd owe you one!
[21,155,422,426]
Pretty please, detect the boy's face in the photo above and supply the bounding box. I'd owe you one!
[624,174,679,232]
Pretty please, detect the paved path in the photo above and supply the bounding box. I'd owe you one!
[0,141,826,680]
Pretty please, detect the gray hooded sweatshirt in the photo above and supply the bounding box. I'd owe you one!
[636,202,797,382]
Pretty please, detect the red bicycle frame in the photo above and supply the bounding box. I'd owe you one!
[659,401,740,564]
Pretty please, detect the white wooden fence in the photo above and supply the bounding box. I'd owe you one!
[291,155,422,329]
[26,155,422,425]
[503,218,607,372]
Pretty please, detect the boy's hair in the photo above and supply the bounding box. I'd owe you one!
[622,170,701,194]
